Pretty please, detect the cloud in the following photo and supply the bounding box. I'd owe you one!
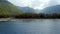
[8,0,34,7]
[48,0,58,6]
[46,0,60,7]
[32,0,50,9]
[8,0,60,9]
[8,0,50,9]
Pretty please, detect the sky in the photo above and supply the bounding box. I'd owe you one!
[8,0,60,10]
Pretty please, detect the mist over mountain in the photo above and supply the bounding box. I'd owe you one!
[17,6,42,13]
[17,7,34,13]
[42,5,60,14]
[17,5,60,14]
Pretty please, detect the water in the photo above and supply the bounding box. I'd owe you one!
[0,19,60,34]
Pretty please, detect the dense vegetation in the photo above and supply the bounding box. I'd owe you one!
[14,13,60,19]
[1,12,60,19]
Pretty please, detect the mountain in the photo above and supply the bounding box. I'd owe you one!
[17,6,42,13]
[0,0,22,16]
[42,5,60,14]
[17,5,60,14]
[17,7,35,13]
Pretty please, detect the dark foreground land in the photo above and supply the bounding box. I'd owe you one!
[0,13,60,19]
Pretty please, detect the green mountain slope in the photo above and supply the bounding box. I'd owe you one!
[0,0,22,17]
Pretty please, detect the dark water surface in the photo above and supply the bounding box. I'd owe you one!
[0,19,60,34]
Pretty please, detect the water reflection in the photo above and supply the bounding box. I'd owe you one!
[0,19,59,34]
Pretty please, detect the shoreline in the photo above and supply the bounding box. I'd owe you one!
[0,18,60,19]
[0,18,60,21]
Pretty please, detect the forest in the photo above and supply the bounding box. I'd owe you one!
[14,13,60,19]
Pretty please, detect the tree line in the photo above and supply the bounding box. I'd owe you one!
[15,13,60,19]
[0,13,60,19]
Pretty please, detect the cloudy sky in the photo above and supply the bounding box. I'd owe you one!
[8,0,60,10]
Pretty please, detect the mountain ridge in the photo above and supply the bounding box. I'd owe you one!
[42,5,60,14]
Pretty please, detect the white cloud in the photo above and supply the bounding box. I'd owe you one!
[8,0,50,9]
[31,0,50,9]
[57,0,60,4]
[8,0,34,7]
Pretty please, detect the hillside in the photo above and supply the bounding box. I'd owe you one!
[0,0,22,17]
